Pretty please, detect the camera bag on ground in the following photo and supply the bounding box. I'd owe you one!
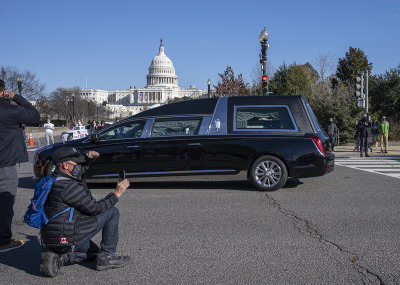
[24,175,74,229]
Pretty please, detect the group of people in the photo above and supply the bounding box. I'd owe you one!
[354,114,390,157]
[325,115,390,157]
[89,118,106,133]
[0,79,130,276]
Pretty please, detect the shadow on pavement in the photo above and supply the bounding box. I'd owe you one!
[0,234,42,277]
[283,178,303,189]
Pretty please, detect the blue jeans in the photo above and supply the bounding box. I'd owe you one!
[68,206,119,263]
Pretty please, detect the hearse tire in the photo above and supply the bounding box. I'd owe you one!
[44,161,56,176]
[249,155,288,191]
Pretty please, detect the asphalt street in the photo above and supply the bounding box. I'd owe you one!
[0,152,399,285]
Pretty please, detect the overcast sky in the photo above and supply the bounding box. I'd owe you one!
[2,0,399,93]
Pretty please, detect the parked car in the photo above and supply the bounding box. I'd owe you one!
[60,125,89,141]
[34,95,334,191]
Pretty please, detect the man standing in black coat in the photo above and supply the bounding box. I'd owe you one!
[326,118,338,151]
[40,147,130,277]
[0,79,40,252]
[358,113,371,157]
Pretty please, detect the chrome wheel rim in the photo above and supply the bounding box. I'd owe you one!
[254,160,282,188]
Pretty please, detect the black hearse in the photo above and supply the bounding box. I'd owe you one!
[34,95,334,191]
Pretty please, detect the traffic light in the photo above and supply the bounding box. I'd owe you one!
[262,75,268,87]
[355,75,363,98]
[262,75,268,95]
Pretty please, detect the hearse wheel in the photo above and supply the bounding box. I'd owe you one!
[249,155,288,191]
[44,161,56,176]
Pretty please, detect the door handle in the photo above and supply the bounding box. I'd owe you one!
[188,143,201,146]
[127,145,140,149]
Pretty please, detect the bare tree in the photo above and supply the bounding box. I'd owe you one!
[0,65,45,100]
[215,66,248,97]
[314,54,335,81]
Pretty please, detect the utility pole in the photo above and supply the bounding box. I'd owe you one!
[365,70,369,114]
[259,28,269,95]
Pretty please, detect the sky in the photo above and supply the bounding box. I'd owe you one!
[2,0,400,94]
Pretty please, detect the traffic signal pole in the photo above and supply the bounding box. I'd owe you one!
[365,70,368,114]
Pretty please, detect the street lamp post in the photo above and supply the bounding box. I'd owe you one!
[72,95,75,121]
[16,77,23,96]
[87,99,90,120]
[259,27,269,95]
[207,79,211,98]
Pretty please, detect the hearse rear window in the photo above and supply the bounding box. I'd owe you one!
[234,105,298,132]
[151,117,202,137]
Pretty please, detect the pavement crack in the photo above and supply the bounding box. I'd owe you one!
[264,193,385,285]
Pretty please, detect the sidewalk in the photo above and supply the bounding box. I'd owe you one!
[334,143,400,158]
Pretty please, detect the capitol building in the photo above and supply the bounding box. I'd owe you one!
[68,40,213,118]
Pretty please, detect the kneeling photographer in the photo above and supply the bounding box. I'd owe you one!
[40,146,130,277]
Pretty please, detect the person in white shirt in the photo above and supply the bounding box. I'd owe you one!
[44,119,55,145]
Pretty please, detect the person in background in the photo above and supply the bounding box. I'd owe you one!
[353,120,360,152]
[357,113,371,157]
[44,118,55,145]
[77,120,82,126]
[379,116,389,153]
[371,119,379,147]
[69,120,75,130]
[96,120,105,130]
[325,118,338,151]
[90,118,97,134]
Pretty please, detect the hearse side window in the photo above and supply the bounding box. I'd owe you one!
[151,117,202,137]
[99,120,146,140]
[306,103,322,132]
[234,105,298,131]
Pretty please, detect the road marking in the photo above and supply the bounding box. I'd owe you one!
[335,157,400,180]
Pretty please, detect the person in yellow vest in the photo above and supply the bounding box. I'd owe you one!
[378,116,389,153]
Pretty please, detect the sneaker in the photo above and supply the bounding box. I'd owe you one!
[0,239,24,253]
[385,151,388,153]
[96,253,131,271]
[365,154,370,157]
[360,153,364,157]
[40,250,68,277]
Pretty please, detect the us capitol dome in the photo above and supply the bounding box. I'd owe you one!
[76,39,210,118]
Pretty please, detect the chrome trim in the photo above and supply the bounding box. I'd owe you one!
[233,105,299,132]
[198,116,212,135]
[91,169,236,178]
[208,97,228,135]
[127,145,140,149]
[142,119,154,138]
[305,103,322,132]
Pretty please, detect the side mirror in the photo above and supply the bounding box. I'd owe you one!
[91,133,100,143]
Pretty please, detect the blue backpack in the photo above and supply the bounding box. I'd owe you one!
[24,176,74,229]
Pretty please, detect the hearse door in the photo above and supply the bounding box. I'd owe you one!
[141,117,205,174]
[82,120,147,179]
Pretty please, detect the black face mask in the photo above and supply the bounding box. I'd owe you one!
[382,118,386,121]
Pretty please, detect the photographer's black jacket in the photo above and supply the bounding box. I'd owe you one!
[41,170,119,248]
[0,94,40,167]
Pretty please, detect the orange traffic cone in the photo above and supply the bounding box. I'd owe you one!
[28,132,34,146]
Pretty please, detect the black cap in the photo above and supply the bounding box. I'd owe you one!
[52,147,86,164]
